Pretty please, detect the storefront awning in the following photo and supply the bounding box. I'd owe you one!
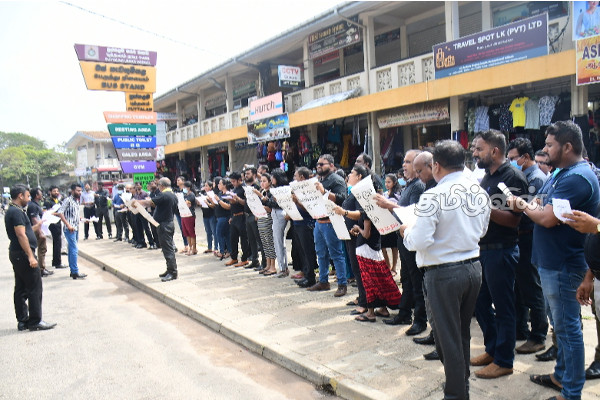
[297,87,361,112]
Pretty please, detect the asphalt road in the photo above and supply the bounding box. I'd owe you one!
[0,220,338,400]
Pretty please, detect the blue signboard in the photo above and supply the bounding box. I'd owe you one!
[111,136,156,149]
[246,113,290,144]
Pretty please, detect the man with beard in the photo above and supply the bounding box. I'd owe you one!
[470,130,528,379]
[308,154,349,297]
[43,186,67,269]
[28,188,52,277]
[56,183,87,279]
[81,183,100,240]
[94,182,112,239]
[242,167,264,269]
[225,172,251,267]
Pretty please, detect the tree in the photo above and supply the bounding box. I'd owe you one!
[0,131,46,150]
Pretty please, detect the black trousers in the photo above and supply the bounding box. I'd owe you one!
[229,214,249,261]
[157,221,177,273]
[135,214,155,246]
[150,219,160,248]
[245,214,263,265]
[293,223,317,284]
[131,213,144,245]
[10,249,43,326]
[48,221,62,266]
[126,211,135,241]
[114,209,129,240]
[397,238,427,324]
[96,206,112,237]
[83,206,100,238]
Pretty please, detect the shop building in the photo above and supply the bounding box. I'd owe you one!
[156,1,592,180]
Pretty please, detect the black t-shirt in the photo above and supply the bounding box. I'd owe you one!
[199,190,215,218]
[342,193,364,230]
[152,190,178,223]
[95,189,109,208]
[585,233,600,272]
[214,191,231,219]
[27,200,43,224]
[5,204,37,252]
[230,185,245,214]
[356,214,381,251]
[184,192,196,217]
[479,161,528,245]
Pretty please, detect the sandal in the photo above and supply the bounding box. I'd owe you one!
[529,374,562,392]
[375,309,390,318]
[179,247,189,254]
[350,308,367,315]
[263,270,277,276]
[204,249,213,254]
[346,299,359,307]
[355,314,376,323]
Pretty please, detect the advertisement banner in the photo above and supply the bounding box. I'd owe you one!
[125,92,154,112]
[377,101,450,129]
[104,111,157,124]
[247,113,290,144]
[133,173,156,190]
[116,148,157,161]
[120,161,157,174]
[156,112,178,121]
[112,136,156,149]
[576,35,600,85]
[433,14,548,79]
[78,61,156,93]
[308,16,361,59]
[248,92,284,121]
[108,124,156,136]
[74,43,157,66]
[278,65,302,88]
[573,1,600,40]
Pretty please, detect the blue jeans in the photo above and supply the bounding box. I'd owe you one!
[215,217,230,254]
[63,228,79,274]
[314,222,347,286]
[539,265,586,400]
[203,216,217,250]
[475,246,518,369]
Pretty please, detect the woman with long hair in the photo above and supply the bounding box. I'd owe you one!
[181,181,197,255]
[207,177,231,260]
[254,173,277,276]
[175,176,189,254]
[264,168,289,277]
[200,181,217,254]
[381,173,401,276]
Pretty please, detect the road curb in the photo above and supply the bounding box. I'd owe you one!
[80,250,385,400]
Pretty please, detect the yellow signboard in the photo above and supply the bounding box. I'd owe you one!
[577,36,600,85]
[79,61,156,93]
[125,92,154,112]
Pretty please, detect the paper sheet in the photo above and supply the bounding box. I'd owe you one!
[133,202,160,227]
[289,177,327,219]
[350,177,400,234]
[269,186,303,221]
[41,210,60,237]
[176,192,192,218]
[83,216,99,223]
[323,195,350,240]
[196,195,209,208]
[243,186,268,218]
[552,198,573,222]
[393,204,418,229]
[207,190,218,202]
[497,182,513,197]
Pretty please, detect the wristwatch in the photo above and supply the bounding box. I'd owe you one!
[597,223,600,235]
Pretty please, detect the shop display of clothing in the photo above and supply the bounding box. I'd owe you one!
[474,106,490,133]
[538,95,559,126]
[467,108,476,133]
[524,99,540,130]
[509,96,529,128]
[498,103,513,132]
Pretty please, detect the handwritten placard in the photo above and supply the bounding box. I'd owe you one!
[243,186,268,219]
[176,192,193,218]
[290,177,327,219]
[269,186,303,221]
[323,195,351,240]
[350,177,400,234]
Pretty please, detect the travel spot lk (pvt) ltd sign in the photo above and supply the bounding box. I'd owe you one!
[112,136,156,149]
[120,161,157,174]
[108,124,156,136]
[78,61,156,93]
[74,44,157,66]
[104,111,157,124]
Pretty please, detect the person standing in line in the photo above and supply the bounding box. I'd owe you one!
[112,184,128,242]
[133,177,179,282]
[27,188,52,277]
[43,186,67,269]
[94,182,112,239]
[6,184,56,331]
[181,181,197,255]
[224,172,251,267]
[402,140,490,400]
[199,181,217,254]
[55,183,87,280]
[174,176,189,254]
[81,183,99,240]
[148,179,161,250]
[242,167,265,270]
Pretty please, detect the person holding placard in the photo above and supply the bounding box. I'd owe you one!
[381,174,401,277]
[112,184,128,242]
[225,172,251,267]
[207,177,232,260]
[242,167,265,270]
[254,173,277,276]
[182,181,197,256]
[199,181,217,254]
[174,176,189,254]
[264,169,289,277]
[28,188,52,277]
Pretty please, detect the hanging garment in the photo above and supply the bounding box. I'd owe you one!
[340,134,352,168]
[539,95,559,126]
[353,116,361,145]
[524,99,540,130]
[474,106,490,133]
[509,97,529,128]
[327,124,342,143]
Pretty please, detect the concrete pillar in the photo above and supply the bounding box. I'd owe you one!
[400,23,408,59]
[197,90,205,127]
[225,75,234,113]
[369,112,381,174]
[571,75,589,116]
[303,39,314,88]
[175,100,183,129]
[482,1,492,31]
[227,140,235,172]
[200,146,208,182]
[362,15,375,75]
[450,96,464,134]
[445,1,460,41]
[403,126,413,150]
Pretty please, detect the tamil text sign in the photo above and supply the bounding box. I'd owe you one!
[248,92,284,121]
[433,14,548,79]
[104,111,157,124]
[247,113,290,144]
[308,16,361,59]
[377,101,450,129]
[74,43,157,66]
[125,92,153,111]
[133,173,156,190]
[79,61,156,93]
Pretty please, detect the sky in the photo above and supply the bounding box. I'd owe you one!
[0,0,345,148]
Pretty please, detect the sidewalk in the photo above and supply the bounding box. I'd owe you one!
[79,219,600,400]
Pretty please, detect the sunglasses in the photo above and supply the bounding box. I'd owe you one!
[316,162,329,166]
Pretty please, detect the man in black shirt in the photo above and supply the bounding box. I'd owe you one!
[242,167,264,269]
[6,184,56,331]
[470,130,528,379]
[94,182,112,239]
[225,172,250,267]
[43,186,66,268]
[134,177,178,282]
[28,188,52,277]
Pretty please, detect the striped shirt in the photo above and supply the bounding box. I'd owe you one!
[58,196,81,231]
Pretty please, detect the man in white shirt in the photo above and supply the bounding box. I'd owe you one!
[402,140,491,400]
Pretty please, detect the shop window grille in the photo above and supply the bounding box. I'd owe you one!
[347,77,361,91]
[330,82,342,95]
[232,112,240,128]
[314,87,325,99]
[376,68,393,92]
[422,56,434,82]
[219,116,226,131]
[398,62,416,86]
[203,121,209,135]
[211,119,217,133]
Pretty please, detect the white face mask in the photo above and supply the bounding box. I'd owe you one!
[183,188,188,194]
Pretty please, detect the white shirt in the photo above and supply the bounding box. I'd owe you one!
[403,171,491,267]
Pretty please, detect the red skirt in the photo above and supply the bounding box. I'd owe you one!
[181,216,196,237]
[356,245,401,308]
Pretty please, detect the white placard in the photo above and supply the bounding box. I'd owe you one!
[176,192,193,218]
[552,198,573,222]
[196,195,209,208]
[269,186,303,221]
[133,202,160,227]
[41,210,60,237]
[243,186,268,219]
[207,190,218,202]
[289,177,327,219]
[393,204,418,229]
[323,195,351,240]
[351,177,400,234]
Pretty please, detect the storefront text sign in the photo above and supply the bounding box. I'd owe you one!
[104,111,157,124]
[116,148,157,161]
[278,65,302,88]
[247,113,290,144]
[108,124,156,136]
[576,35,600,85]
[79,61,156,93]
[308,16,361,59]
[125,92,154,111]
[433,14,548,79]
[121,161,157,174]
[249,92,284,121]
[377,101,449,129]
[112,136,156,149]
[74,43,157,66]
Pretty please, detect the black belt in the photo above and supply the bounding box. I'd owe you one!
[232,212,245,217]
[423,258,479,272]
[592,269,600,280]
[480,242,516,251]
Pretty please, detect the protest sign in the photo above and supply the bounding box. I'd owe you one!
[243,186,268,218]
[269,186,303,221]
[351,177,400,234]
[290,177,327,219]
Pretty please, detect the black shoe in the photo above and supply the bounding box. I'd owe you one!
[127,239,133,243]
[135,244,147,249]
[84,237,88,240]
[424,349,440,360]
[41,269,54,277]
[297,279,316,288]
[96,236,102,240]
[29,321,57,331]
[70,273,87,280]
[108,234,113,239]
[53,264,68,269]
[161,273,177,282]
[17,321,28,331]
[414,331,435,345]
[245,262,259,269]
[535,345,558,362]
[586,360,600,379]
[406,322,427,336]
[113,238,122,242]
[148,244,157,250]
[158,271,169,278]
[383,314,412,326]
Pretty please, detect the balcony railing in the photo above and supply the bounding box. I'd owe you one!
[166,108,248,145]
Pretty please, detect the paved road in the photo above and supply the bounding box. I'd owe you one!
[0,221,338,400]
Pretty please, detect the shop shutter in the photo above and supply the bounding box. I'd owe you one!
[459,12,482,38]
[375,38,402,67]
[231,146,257,172]
[344,52,364,75]
[408,24,445,57]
